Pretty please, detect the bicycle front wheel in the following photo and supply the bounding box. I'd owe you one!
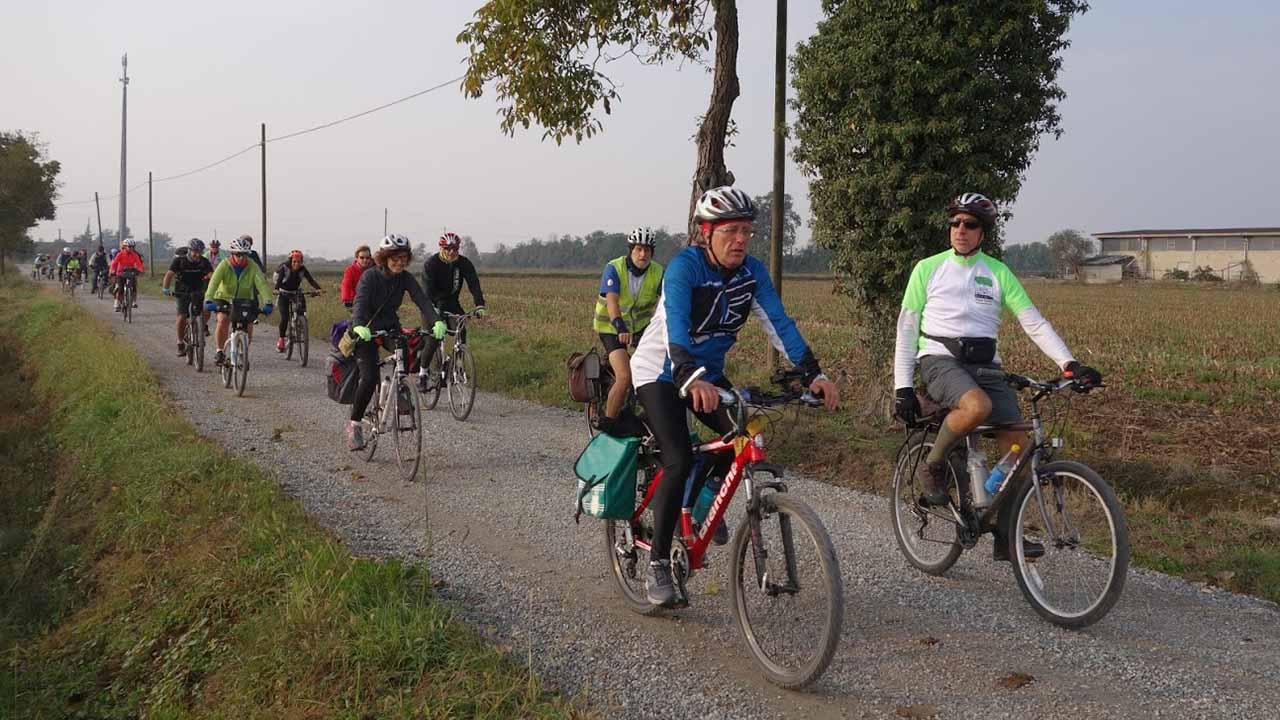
[194,315,205,372]
[233,333,250,396]
[297,313,310,367]
[123,289,133,323]
[890,440,963,575]
[220,340,233,388]
[1008,461,1129,629]
[448,345,477,421]
[390,379,423,482]
[729,492,843,690]
[185,323,195,366]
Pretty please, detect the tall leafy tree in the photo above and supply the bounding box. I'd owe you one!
[792,0,1087,366]
[0,131,61,274]
[750,192,801,262]
[458,0,742,234]
[1003,241,1054,275]
[1046,228,1093,278]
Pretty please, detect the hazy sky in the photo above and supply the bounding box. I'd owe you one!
[4,1,1277,258]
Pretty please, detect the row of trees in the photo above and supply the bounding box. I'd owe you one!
[1004,229,1096,277]
[0,132,61,274]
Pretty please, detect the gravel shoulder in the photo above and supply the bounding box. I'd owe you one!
[78,292,1279,720]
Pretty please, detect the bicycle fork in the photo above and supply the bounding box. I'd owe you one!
[745,464,801,597]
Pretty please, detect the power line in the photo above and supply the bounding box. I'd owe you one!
[53,73,466,209]
[267,74,465,144]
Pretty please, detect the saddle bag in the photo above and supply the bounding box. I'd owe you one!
[566,349,602,403]
[325,351,360,404]
[573,432,640,523]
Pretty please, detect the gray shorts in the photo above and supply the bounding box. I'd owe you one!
[919,354,1022,426]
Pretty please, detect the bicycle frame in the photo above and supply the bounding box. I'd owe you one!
[629,408,777,573]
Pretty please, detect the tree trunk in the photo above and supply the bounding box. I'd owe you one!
[687,0,741,241]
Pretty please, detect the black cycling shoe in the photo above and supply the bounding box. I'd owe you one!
[915,460,950,507]
[712,518,730,546]
[993,535,1046,562]
[214,350,226,366]
[646,560,678,607]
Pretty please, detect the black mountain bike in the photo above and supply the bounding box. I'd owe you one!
[277,289,320,367]
[181,294,207,372]
[890,370,1128,629]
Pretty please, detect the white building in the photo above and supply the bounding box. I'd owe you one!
[1092,227,1280,282]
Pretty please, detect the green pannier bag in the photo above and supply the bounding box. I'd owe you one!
[573,432,640,523]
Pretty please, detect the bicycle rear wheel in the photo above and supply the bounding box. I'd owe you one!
[729,492,843,690]
[603,458,661,615]
[421,350,443,410]
[390,379,423,482]
[889,440,963,575]
[1008,461,1129,629]
[448,345,477,421]
[233,333,250,396]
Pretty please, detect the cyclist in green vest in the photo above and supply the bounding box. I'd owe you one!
[593,227,664,434]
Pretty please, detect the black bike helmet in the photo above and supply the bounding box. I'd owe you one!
[946,192,998,231]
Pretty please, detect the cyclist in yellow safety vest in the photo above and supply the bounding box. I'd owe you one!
[592,227,664,435]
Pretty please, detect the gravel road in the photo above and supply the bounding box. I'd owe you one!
[76,291,1278,719]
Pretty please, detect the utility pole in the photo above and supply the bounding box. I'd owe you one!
[260,123,267,265]
[768,0,788,369]
[148,172,154,277]
[94,192,103,246]
[384,208,388,236]
[118,53,129,248]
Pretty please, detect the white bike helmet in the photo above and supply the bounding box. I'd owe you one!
[379,234,411,252]
[63,246,71,253]
[628,227,656,247]
[694,186,756,223]
[122,238,137,248]
[229,234,254,253]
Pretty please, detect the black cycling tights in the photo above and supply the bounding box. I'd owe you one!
[350,341,380,422]
[636,380,734,564]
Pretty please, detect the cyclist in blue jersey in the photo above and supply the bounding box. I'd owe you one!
[630,186,840,607]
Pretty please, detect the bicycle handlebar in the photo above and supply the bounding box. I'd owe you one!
[974,368,1104,395]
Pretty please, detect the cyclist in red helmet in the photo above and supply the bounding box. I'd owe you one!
[418,231,487,391]
[272,249,324,352]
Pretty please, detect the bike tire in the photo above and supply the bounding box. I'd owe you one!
[285,316,295,360]
[448,345,477,421]
[194,315,205,372]
[421,351,442,410]
[889,440,964,575]
[221,338,233,388]
[123,287,133,324]
[298,313,309,367]
[233,332,250,396]
[185,324,195,366]
[389,379,423,482]
[585,398,601,438]
[1008,460,1129,629]
[363,382,383,462]
[729,492,843,690]
[603,458,661,616]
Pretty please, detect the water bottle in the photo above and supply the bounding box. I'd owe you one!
[692,475,723,525]
[984,445,1022,496]
[966,448,992,510]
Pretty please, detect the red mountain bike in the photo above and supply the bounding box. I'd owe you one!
[604,370,844,689]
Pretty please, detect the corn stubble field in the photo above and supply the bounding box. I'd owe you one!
[306,273,1278,599]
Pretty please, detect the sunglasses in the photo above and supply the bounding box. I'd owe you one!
[357,255,372,260]
[948,218,982,230]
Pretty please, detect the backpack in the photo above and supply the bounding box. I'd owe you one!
[573,432,640,523]
[330,319,350,351]
[325,351,359,404]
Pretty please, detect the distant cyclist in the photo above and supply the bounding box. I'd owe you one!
[65,253,82,284]
[203,235,273,367]
[272,249,324,353]
[89,246,109,291]
[892,193,1101,559]
[630,186,839,607]
[109,239,145,311]
[340,245,373,310]
[346,234,445,450]
[207,238,221,265]
[418,231,486,391]
[162,238,214,356]
[592,227,664,435]
[55,247,72,283]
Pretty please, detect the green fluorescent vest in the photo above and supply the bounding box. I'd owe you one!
[593,256,663,335]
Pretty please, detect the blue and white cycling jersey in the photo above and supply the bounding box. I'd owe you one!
[631,245,820,392]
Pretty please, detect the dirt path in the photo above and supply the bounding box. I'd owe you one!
[78,291,1279,719]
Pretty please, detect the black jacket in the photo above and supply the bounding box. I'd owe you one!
[351,266,438,331]
[273,262,322,292]
[422,254,484,309]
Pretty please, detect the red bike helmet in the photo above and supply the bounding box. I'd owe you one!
[439,232,461,249]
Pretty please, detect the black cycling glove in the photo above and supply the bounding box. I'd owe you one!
[1064,361,1103,387]
[894,387,921,424]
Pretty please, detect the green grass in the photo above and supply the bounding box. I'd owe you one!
[0,276,585,719]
